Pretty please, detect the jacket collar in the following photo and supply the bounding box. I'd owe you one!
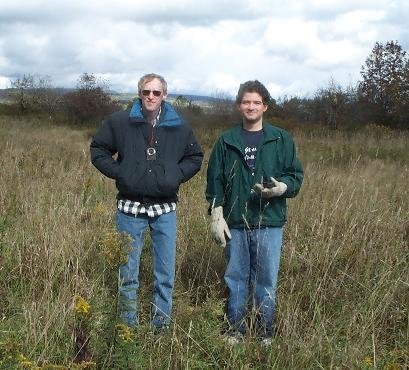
[223,122,280,149]
[129,99,183,127]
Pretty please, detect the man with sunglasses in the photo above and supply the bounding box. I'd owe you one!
[90,73,203,332]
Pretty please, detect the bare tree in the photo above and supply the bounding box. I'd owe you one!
[9,74,62,117]
[32,76,62,117]
[62,73,121,123]
[10,74,35,113]
[315,77,347,129]
[209,89,235,118]
[173,95,203,117]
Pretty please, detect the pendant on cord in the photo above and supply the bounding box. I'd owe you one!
[146,147,157,161]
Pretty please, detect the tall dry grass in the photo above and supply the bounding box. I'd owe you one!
[0,116,408,369]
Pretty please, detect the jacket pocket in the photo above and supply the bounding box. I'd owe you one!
[158,163,183,195]
[141,163,183,198]
[116,161,147,197]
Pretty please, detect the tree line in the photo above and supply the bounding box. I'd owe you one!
[3,40,409,129]
[5,73,122,124]
[270,40,409,129]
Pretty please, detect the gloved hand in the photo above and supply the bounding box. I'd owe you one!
[253,177,287,198]
[210,206,231,248]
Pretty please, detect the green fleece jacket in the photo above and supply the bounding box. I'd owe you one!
[206,123,303,228]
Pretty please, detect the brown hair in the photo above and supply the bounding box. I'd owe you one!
[235,80,271,105]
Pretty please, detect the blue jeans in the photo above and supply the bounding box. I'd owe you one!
[116,210,177,328]
[224,227,283,337]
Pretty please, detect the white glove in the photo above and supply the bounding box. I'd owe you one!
[210,206,231,248]
[253,177,287,198]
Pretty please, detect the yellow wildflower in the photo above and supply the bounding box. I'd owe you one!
[115,323,135,343]
[94,202,108,216]
[363,356,373,367]
[20,360,33,369]
[384,364,399,370]
[17,353,33,368]
[99,231,132,268]
[75,295,90,315]
[17,353,27,362]
[70,361,97,369]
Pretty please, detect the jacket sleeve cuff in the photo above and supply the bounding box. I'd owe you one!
[207,199,224,215]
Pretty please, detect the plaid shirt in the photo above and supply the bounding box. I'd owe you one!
[117,199,176,218]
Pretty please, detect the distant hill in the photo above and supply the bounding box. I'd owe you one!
[168,93,221,102]
[109,92,226,110]
[109,92,221,103]
[0,88,226,107]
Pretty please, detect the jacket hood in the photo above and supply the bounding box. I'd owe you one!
[129,99,184,127]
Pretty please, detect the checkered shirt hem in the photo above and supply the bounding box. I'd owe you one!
[117,199,176,217]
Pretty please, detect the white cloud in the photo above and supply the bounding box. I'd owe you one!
[0,0,408,96]
[0,76,10,89]
[266,82,284,97]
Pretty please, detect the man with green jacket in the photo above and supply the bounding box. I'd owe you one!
[206,80,303,346]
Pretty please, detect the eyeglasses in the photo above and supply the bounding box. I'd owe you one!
[141,90,162,97]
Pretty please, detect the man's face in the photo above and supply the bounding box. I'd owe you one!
[139,78,167,113]
[237,92,268,124]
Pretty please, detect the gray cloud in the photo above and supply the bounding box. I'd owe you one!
[0,1,263,27]
[0,0,408,96]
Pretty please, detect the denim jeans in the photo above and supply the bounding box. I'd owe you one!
[116,210,177,328]
[224,226,283,337]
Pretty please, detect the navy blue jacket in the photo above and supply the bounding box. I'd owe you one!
[90,100,203,205]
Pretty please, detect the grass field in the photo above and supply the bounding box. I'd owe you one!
[0,114,408,369]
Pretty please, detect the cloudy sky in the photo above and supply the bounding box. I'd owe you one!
[1,0,408,97]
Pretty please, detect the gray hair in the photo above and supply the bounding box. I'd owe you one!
[138,73,168,94]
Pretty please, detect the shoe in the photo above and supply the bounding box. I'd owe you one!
[151,315,170,335]
[259,336,272,347]
[152,324,169,335]
[223,332,244,345]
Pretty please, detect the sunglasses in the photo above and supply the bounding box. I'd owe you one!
[141,89,162,97]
